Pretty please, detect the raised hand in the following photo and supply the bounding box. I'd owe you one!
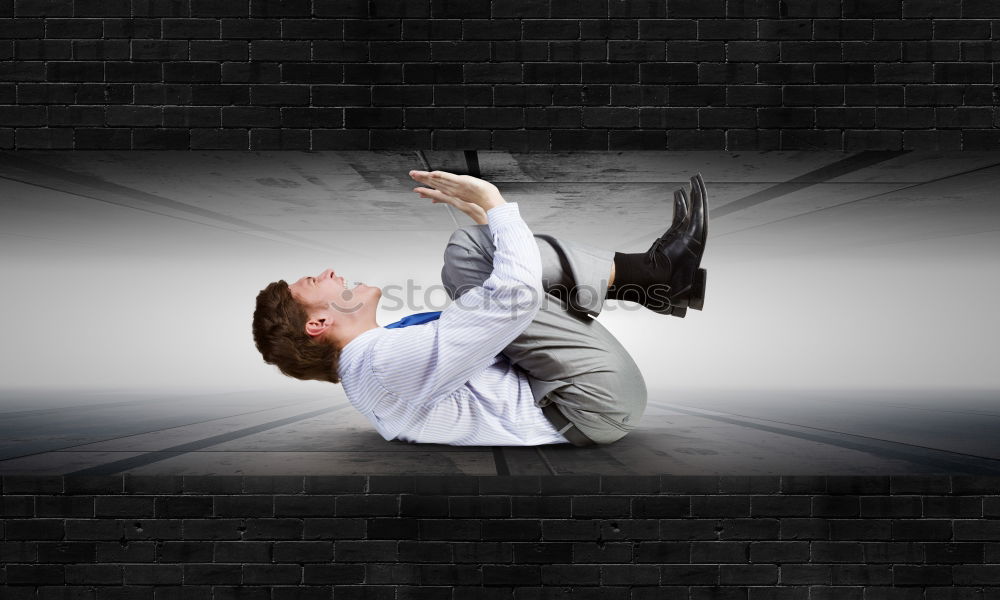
[409,170,506,213]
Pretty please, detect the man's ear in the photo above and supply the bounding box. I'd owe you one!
[304,313,332,337]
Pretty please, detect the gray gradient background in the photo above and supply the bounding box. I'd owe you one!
[2,150,1000,475]
[2,150,997,395]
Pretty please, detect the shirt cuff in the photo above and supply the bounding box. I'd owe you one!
[486,202,520,231]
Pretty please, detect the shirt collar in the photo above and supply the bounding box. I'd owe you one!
[339,325,384,367]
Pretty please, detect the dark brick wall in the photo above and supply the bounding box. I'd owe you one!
[2,475,1000,597]
[0,0,998,151]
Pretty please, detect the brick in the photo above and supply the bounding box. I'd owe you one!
[603,564,661,585]
[360,517,413,540]
[953,565,1000,585]
[212,495,272,517]
[270,588,329,600]
[213,586,271,600]
[244,518,303,540]
[659,564,719,586]
[96,540,156,563]
[572,541,633,563]
[669,0,724,17]
[213,541,270,563]
[512,542,573,564]
[635,541,691,563]
[759,19,812,40]
[221,18,280,39]
[721,564,779,585]
[335,540,397,562]
[572,496,632,518]
[808,587,863,600]
[523,19,579,40]
[892,519,953,541]
[37,541,97,563]
[274,495,336,517]
[875,19,933,40]
[894,565,953,586]
[6,518,65,539]
[482,565,540,585]
[689,587,750,600]
[718,518,780,540]
[758,64,814,83]
[830,519,892,540]
[831,564,892,585]
[814,19,874,40]
[640,19,698,40]
[180,518,243,540]
[925,542,986,564]
[183,564,241,584]
[96,497,155,518]
[749,541,811,563]
[36,496,94,517]
[726,85,782,106]
[699,19,757,40]
[242,564,301,584]
[951,477,1000,495]
[452,541,513,564]
[891,477,951,495]
[415,564,481,586]
[727,41,780,62]
[924,587,989,600]
[905,0,960,18]
[541,564,601,585]
[300,517,363,540]
[692,496,750,518]
[271,541,334,563]
[302,564,365,585]
[510,496,571,518]
[812,542,864,562]
[691,541,749,563]
[123,564,183,585]
[781,564,831,585]
[449,496,510,518]
[845,85,904,105]
[924,495,984,517]
[751,496,811,517]
[481,519,537,541]
[65,564,123,585]
[541,519,599,541]
[157,541,213,563]
[7,564,66,585]
[862,541,924,563]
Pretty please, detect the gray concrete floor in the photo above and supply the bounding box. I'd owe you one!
[1,150,998,475]
[0,387,998,475]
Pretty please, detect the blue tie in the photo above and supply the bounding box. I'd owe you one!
[384,311,442,329]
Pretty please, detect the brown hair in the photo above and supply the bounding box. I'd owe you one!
[252,280,341,384]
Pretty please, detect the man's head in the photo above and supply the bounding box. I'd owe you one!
[252,268,382,384]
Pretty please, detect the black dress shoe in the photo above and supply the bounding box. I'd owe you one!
[643,173,708,315]
[606,186,691,316]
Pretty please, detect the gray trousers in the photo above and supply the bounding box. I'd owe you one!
[440,224,648,446]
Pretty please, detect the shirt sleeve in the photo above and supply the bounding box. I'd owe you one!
[370,202,544,403]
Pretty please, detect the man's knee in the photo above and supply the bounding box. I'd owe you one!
[447,224,489,248]
[441,225,492,300]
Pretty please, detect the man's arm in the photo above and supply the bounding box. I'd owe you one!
[369,179,544,403]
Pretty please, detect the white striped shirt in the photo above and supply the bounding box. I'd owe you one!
[338,202,569,446]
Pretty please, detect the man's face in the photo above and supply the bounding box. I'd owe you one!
[288,268,381,323]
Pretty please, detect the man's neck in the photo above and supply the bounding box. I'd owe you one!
[336,321,380,351]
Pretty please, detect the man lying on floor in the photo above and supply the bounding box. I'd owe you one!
[252,170,708,446]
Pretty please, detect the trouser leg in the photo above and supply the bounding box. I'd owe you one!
[440,225,648,446]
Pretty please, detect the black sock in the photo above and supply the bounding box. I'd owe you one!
[607,252,653,302]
